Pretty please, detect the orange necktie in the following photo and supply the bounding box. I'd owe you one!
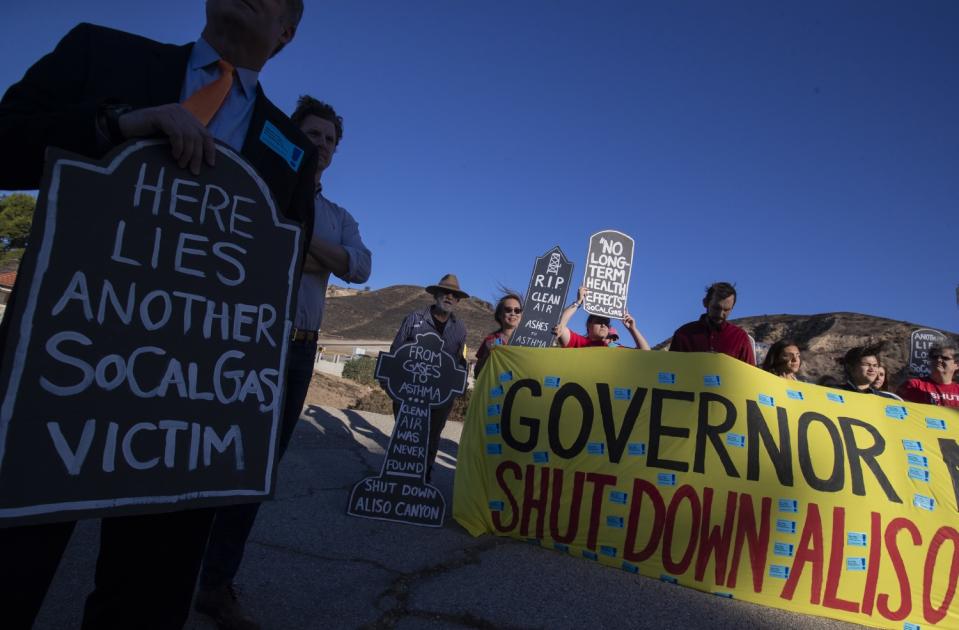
[181,59,235,126]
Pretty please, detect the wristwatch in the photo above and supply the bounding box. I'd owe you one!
[99,103,133,144]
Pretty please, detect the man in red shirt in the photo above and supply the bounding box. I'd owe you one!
[897,342,959,408]
[668,281,755,364]
[554,286,650,349]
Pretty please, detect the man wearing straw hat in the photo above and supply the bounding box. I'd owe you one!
[390,274,469,481]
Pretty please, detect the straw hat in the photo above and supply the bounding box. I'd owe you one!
[425,273,469,299]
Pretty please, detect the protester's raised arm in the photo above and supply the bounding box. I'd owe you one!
[622,311,651,350]
[554,286,587,347]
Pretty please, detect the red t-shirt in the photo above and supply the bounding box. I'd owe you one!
[896,378,959,408]
[564,331,607,348]
[668,315,755,365]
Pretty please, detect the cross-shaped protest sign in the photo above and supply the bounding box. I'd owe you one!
[347,332,466,527]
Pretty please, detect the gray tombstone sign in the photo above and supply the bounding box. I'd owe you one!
[510,246,574,348]
[909,328,948,377]
[582,229,634,319]
[348,332,466,527]
[0,140,302,526]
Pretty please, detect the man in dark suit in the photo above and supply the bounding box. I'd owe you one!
[0,1,315,628]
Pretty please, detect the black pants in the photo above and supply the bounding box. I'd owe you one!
[197,339,317,591]
[0,508,215,630]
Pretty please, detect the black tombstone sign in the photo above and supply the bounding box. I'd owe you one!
[0,140,301,526]
[582,229,634,319]
[909,328,947,377]
[348,332,466,527]
[510,246,574,348]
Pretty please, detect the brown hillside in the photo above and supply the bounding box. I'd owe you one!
[657,312,958,388]
[321,284,495,352]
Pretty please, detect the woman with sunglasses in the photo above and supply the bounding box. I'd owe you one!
[896,342,959,407]
[474,293,524,377]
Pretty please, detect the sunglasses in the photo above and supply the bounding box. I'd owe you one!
[502,307,523,314]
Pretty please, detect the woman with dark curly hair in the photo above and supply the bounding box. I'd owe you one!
[761,339,803,380]
[474,292,523,377]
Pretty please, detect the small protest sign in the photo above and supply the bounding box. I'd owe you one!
[582,230,634,319]
[510,246,574,348]
[909,328,947,377]
[0,140,301,526]
[348,332,466,527]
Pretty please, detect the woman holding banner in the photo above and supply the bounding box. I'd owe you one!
[554,286,651,350]
[761,339,804,380]
[474,293,524,376]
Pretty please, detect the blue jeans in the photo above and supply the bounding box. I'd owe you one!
[198,339,317,591]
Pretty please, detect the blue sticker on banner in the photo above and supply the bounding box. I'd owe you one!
[846,558,867,572]
[758,394,775,407]
[485,423,501,436]
[903,440,923,452]
[628,442,647,456]
[787,389,804,400]
[778,499,799,513]
[769,565,790,579]
[614,387,632,400]
[908,454,929,467]
[600,545,617,557]
[885,405,907,420]
[583,550,598,561]
[774,542,795,557]
[622,561,639,574]
[499,371,513,382]
[488,500,504,511]
[904,622,921,630]
[660,575,678,585]
[588,442,606,455]
[726,433,746,448]
[487,404,502,417]
[657,473,677,486]
[926,418,947,431]
[658,372,677,385]
[847,532,867,547]
[260,120,305,171]
[554,543,569,553]
[776,519,797,534]
[610,491,628,505]
[827,392,845,403]
[704,375,721,387]
[486,444,503,455]
[533,451,549,464]
[913,494,935,511]
[544,376,561,388]
[607,516,625,529]
[489,385,504,398]
[908,467,930,482]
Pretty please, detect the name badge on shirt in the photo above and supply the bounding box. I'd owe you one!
[260,121,304,172]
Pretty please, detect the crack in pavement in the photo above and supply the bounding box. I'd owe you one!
[250,539,402,576]
[364,537,530,629]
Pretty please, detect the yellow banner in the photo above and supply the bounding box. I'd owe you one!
[453,347,959,628]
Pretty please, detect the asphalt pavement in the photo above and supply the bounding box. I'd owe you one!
[34,405,863,629]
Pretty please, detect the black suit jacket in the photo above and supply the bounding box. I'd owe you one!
[0,22,317,236]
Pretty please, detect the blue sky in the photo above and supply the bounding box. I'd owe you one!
[1,1,957,344]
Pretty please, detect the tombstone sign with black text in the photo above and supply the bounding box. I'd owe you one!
[0,140,301,526]
[348,332,467,527]
[582,230,634,319]
[909,328,948,377]
[510,246,574,348]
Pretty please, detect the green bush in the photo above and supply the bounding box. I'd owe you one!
[342,355,376,385]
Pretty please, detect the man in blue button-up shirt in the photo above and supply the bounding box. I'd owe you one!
[196,95,372,629]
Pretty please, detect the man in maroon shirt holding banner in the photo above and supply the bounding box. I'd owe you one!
[668,281,755,365]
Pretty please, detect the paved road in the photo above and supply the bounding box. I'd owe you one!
[35,406,862,629]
